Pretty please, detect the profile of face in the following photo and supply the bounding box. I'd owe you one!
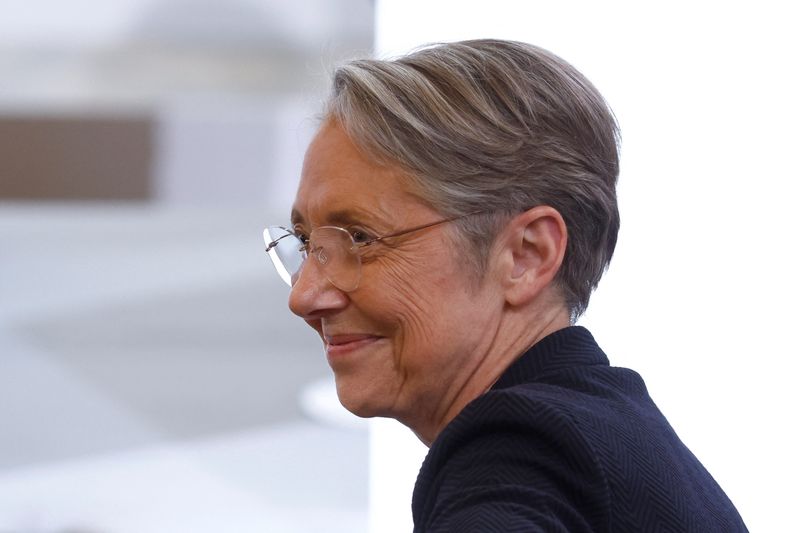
[288,121,504,435]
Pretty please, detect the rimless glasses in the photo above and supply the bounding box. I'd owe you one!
[263,213,480,292]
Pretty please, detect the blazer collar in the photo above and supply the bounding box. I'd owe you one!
[492,326,609,390]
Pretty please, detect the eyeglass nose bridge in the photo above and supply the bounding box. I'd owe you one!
[315,246,330,266]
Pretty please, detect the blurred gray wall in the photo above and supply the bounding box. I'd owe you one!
[0,0,374,212]
[0,0,374,470]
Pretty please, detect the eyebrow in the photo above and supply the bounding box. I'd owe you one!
[290,208,382,229]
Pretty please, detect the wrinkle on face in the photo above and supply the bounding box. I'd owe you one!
[374,243,485,412]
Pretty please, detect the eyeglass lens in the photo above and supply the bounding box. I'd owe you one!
[265,226,362,292]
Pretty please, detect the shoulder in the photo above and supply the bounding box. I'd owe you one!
[432,364,648,477]
[413,375,749,533]
[413,386,611,532]
[433,383,610,467]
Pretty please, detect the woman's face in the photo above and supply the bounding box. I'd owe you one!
[288,122,502,432]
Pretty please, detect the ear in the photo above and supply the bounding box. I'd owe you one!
[498,206,567,307]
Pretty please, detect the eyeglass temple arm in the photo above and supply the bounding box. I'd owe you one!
[265,232,294,253]
[371,211,484,245]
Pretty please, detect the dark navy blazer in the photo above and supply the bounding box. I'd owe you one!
[412,326,748,532]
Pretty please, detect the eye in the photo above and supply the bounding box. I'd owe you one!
[350,229,374,244]
[293,228,310,252]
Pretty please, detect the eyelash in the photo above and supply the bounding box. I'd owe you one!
[293,230,310,251]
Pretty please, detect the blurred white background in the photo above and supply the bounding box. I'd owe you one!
[1,0,797,532]
[371,1,799,532]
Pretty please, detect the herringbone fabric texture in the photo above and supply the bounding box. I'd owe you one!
[412,327,748,532]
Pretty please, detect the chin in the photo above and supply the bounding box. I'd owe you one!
[335,385,386,419]
[337,396,380,419]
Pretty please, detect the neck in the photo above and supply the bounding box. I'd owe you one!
[409,302,570,446]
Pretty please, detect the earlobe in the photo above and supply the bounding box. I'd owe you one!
[503,206,567,307]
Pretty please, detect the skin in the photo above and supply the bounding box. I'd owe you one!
[289,120,571,445]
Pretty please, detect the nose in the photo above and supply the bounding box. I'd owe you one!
[288,255,349,320]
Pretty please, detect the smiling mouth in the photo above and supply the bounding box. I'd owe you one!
[324,334,382,359]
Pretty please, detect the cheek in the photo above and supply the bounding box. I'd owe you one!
[367,253,462,355]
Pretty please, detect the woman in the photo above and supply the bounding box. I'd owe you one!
[264,40,747,532]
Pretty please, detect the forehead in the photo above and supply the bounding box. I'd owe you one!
[292,122,423,226]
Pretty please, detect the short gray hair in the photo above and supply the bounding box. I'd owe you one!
[324,39,620,320]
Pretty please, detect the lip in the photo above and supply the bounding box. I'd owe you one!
[324,334,382,359]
